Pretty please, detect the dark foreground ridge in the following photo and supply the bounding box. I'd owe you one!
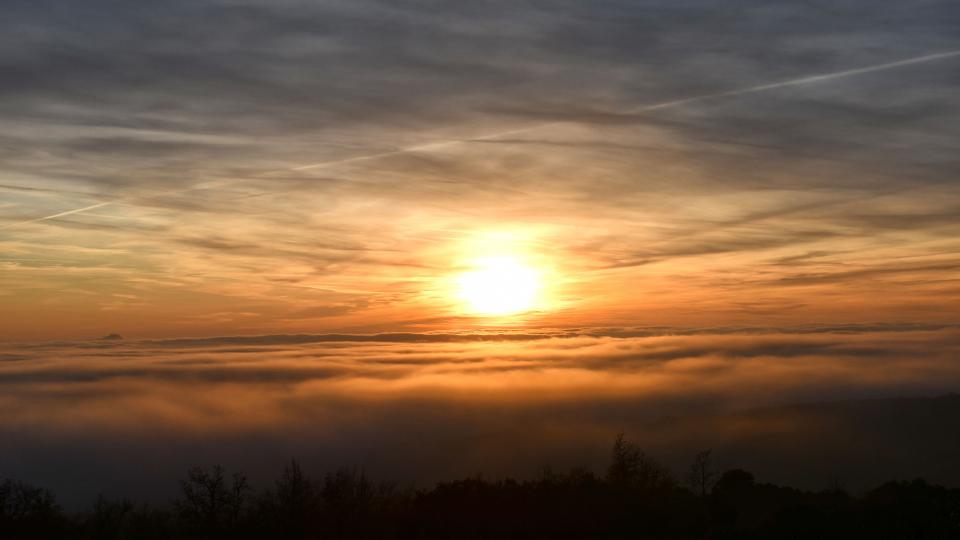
[3,435,958,539]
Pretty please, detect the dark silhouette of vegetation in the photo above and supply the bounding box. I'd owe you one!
[2,435,960,539]
[686,449,718,498]
[175,465,250,537]
[0,479,64,539]
[607,433,674,490]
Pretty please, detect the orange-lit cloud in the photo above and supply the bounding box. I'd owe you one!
[2,1,960,340]
[3,326,960,505]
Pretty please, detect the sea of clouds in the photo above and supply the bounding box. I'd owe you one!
[3,324,960,507]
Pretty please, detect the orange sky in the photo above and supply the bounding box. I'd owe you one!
[2,2,959,341]
[3,116,958,341]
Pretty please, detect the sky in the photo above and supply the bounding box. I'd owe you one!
[2,0,959,340]
[1,0,960,506]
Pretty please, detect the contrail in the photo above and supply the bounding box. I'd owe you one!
[4,49,959,230]
[1,202,112,230]
[625,49,960,113]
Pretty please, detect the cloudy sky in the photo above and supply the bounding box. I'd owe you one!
[2,0,959,340]
[2,0,960,505]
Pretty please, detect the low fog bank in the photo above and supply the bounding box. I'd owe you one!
[2,327,959,508]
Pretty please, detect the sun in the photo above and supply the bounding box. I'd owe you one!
[456,256,542,316]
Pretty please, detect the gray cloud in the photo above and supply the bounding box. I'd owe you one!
[3,0,958,200]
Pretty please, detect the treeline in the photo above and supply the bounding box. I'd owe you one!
[3,435,959,539]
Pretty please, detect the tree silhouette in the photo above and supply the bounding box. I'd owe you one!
[265,459,318,538]
[175,465,249,537]
[686,449,717,497]
[0,479,63,538]
[606,433,673,489]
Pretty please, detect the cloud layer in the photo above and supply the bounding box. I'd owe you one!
[3,326,960,506]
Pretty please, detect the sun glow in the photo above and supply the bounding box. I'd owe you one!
[456,256,543,316]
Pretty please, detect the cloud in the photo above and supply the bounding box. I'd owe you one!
[2,0,960,337]
[3,326,960,506]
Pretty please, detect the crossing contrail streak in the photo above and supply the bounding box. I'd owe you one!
[624,49,960,113]
[4,49,959,230]
[0,202,112,230]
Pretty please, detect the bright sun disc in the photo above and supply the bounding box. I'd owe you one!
[456,257,541,316]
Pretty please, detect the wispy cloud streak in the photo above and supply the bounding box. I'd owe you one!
[5,49,958,231]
